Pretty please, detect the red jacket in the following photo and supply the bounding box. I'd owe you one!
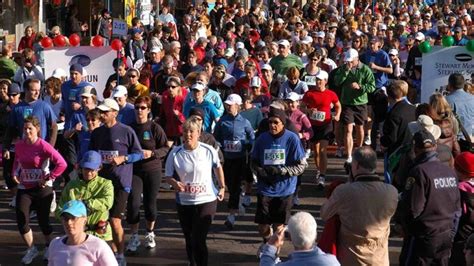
[159,87,188,138]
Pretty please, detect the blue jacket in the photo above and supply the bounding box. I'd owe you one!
[214,113,254,159]
[446,89,474,138]
[260,245,340,266]
[184,89,224,118]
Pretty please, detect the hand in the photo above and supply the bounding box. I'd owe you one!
[351,82,360,90]
[254,166,267,178]
[111,155,126,166]
[171,179,185,192]
[75,122,83,132]
[72,102,81,111]
[110,80,117,88]
[3,150,10,160]
[217,187,225,201]
[25,62,33,68]
[12,175,19,185]
[173,109,181,116]
[264,166,282,176]
[39,178,48,188]
[298,133,304,139]
[143,149,153,159]
[267,227,285,248]
[333,114,340,122]
[392,57,399,65]
[81,23,89,31]
[369,62,377,70]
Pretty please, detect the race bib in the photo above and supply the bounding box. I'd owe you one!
[223,140,242,152]
[23,108,33,119]
[414,57,422,66]
[99,150,119,164]
[179,182,209,200]
[264,149,286,165]
[311,111,326,122]
[20,169,43,182]
[304,76,316,86]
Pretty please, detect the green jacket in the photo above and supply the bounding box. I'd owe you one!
[57,175,114,241]
[332,63,376,106]
[269,54,304,76]
[0,56,18,80]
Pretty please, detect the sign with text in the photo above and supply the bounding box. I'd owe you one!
[112,19,128,36]
[421,46,474,103]
[44,47,117,100]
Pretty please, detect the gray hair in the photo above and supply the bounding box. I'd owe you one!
[287,212,317,250]
[352,146,377,173]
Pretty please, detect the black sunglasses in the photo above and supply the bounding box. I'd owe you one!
[134,106,148,110]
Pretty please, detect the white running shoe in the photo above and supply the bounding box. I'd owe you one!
[224,214,236,230]
[30,210,37,219]
[126,233,141,252]
[144,232,156,248]
[50,193,57,213]
[21,246,39,264]
[364,136,372,146]
[316,175,326,189]
[43,246,49,260]
[292,195,299,206]
[345,157,353,164]
[9,196,16,208]
[335,147,344,158]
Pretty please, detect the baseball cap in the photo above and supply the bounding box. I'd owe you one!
[388,49,399,56]
[52,68,67,79]
[329,22,338,28]
[80,85,97,97]
[216,41,227,50]
[437,20,448,27]
[261,64,273,72]
[236,42,245,50]
[301,36,313,44]
[269,101,285,110]
[250,76,262,87]
[97,98,120,112]
[224,94,242,105]
[315,70,329,80]
[70,63,84,75]
[61,200,87,217]
[80,150,102,170]
[189,107,205,120]
[8,83,21,95]
[277,39,290,47]
[236,48,249,58]
[150,47,161,53]
[268,109,287,125]
[408,115,441,140]
[191,82,206,91]
[224,48,235,57]
[455,152,474,176]
[132,28,143,35]
[370,36,381,43]
[379,24,388,30]
[197,37,209,44]
[343,48,359,62]
[275,18,284,24]
[316,31,326,38]
[413,129,437,149]
[415,32,425,41]
[454,26,462,33]
[286,92,301,102]
[111,85,128,98]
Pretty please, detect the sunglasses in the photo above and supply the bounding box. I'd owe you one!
[166,85,178,88]
[99,110,111,114]
[268,120,281,125]
[129,75,137,78]
[86,118,98,122]
[135,106,148,110]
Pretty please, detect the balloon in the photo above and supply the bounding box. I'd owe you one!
[69,33,81,47]
[418,41,432,53]
[53,35,66,47]
[110,39,123,51]
[40,37,53,48]
[467,40,474,52]
[441,35,454,47]
[92,35,103,47]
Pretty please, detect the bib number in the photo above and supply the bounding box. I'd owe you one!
[223,140,242,152]
[99,150,119,164]
[264,149,286,165]
[21,169,43,182]
[311,111,326,122]
[304,76,316,86]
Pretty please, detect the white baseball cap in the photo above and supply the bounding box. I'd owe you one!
[224,48,235,57]
[191,83,206,91]
[97,98,120,112]
[80,85,97,97]
[315,70,329,80]
[379,23,387,30]
[388,49,399,56]
[275,18,284,24]
[316,31,326,38]
[286,92,302,102]
[111,85,128,98]
[300,36,313,44]
[224,94,242,105]
[261,64,273,72]
[343,48,359,62]
[250,76,262,87]
[150,47,161,53]
[277,39,290,47]
[415,32,425,41]
[52,68,67,79]
[236,42,245,50]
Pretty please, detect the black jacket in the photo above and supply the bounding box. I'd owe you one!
[381,100,416,155]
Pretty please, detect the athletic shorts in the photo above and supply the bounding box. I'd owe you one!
[341,104,368,126]
[255,194,293,225]
[310,123,334,142]
[109,185,129,219]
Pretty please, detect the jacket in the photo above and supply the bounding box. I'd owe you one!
[381,100,416,155]
[57,176,114,241]
[0,56,18,80]
[260,245,340,266]
[214,113,255,159]
[332,63,376,106]
[320,175,398,266]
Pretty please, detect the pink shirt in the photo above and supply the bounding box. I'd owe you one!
[48,235,118,266]
[13,138,67,189]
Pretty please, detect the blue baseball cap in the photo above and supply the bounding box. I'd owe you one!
[70,63,84,75]
[80,150,102,170]
[61,200,87,217]
[8,83,21,95]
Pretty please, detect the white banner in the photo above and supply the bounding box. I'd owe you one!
[421,46,474,103]
[44,47,117,100]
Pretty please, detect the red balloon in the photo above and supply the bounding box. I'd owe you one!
[69,33,81,47]
[53,35,66,47]
[41,37,53,48]
[92,35,103,47]
[110,39,123,51]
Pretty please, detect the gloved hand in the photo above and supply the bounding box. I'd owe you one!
[264,166,283,176]
[254,166,267,178]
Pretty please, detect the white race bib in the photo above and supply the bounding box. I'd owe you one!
[21,169,43,182]
[311,111,326,122]
[304,76,316,86]
[264,149,286,166]
[415,57,422,66]
[179,182,210,200]
[99,150,119,164]
[223,140,242,152]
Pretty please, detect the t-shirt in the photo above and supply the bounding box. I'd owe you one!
[360,49,392,89]
[269,54,304,76]
[165,142,220,205]
[303,89,339,126]
[183,100,220,133]
[89,122,143,189]
[131,120,169,172]
[9,100,57,141]
[117,103,136,126]
[48,235,118,266]
[61,80,91,123]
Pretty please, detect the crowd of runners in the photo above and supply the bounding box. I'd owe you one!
[0,0,474,265]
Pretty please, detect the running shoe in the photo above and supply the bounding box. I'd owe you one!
[126,233,141,252]
[144,232,156,249]
[238,203,246,215]
[30,210,37,219]
[224,214,236,230]
[316,175,326,190]
[364,135,372,146]
[305,149,312,159]
[241,195,251,207]
[335,146,344,158]
[292,195,299,206]
[21,246,39,265]
[50,193,57,213]
[9,196,16,208]
[116,254,127,266]
[43,246,49,260]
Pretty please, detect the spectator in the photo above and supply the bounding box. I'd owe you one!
[446,73,474,144]
[0,45,18,80]
[18,26,36,52]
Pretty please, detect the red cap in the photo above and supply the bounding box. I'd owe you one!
[455,152,474,176]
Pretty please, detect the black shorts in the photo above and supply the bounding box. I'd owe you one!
[310,123,334,142]
[109,185,129,219]
[255,194,293,225]
[341,104,368,126]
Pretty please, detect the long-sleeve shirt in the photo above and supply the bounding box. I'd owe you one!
[288,109,313,141]
[160,87,188,138]
[13,138,67,189]
[332,63,376,106]
[131,120,169,172]
[214,113,255,159]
